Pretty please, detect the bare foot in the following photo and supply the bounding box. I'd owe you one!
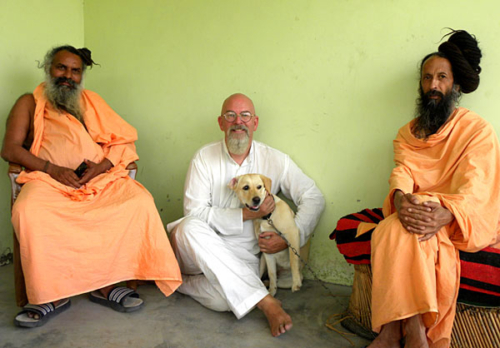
[99,284,115,298]
[405,315,429,348]
[368,320,401,348]
[257,295,292,337]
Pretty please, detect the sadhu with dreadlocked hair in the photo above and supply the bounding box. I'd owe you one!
[1,45,181,327]
[364,30,500,348]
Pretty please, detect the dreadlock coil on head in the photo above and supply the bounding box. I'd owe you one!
[437,30,482,94]
[76,48,97,68]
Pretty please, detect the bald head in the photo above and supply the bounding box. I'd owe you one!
[221,93,255,116]
[218,93,259,161]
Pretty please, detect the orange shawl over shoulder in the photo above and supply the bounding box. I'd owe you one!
[371,108,500,348]
[17,83,139,201]
[386,107,500,250]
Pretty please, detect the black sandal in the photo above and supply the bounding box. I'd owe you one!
[14,299,71,328]
[89,286,143,313]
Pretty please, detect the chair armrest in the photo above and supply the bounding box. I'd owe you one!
[126,162,138,180]
[8,163,23,174]
[8,163,23,208]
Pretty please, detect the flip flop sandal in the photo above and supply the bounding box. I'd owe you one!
[89,286,143,313]
[14,299,71,328]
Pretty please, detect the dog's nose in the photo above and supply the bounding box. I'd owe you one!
[252,197,261,205]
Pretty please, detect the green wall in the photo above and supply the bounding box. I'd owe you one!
[0,0,84,253]
[2,0,500,285]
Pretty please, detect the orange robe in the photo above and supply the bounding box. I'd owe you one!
[371,107,500,348]
[12,83,181,304]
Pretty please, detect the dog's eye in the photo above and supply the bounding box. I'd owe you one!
[243,185,249,190]
[257,185,262,189]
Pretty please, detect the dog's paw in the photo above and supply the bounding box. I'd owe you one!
[269,286,277,297]
[291,280,302,292]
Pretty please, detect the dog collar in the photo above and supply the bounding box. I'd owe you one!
[261,194,274,220]
[262,212,272,220]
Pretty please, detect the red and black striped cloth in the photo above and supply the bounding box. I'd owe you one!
[330,208,500,307]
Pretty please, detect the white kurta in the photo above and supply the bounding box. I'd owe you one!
[168,139,324,318]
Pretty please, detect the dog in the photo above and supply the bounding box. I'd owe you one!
[229,173,302,296]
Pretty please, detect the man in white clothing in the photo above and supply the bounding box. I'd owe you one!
[168,93,325,337]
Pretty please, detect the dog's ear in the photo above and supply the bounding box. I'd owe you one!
[259,175,272,193]
[228,176,239,191]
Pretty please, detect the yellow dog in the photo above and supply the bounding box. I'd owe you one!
[229,174,302,296]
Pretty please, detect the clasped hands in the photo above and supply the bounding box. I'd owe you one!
[46,158,112,189]
[242,193,288,254]
[394,190,454,241]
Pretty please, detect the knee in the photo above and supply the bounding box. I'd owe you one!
[373,214,404,240]
[372,214,421,252]
[171,216,212,248]
[12,193,36,221]
[203,297,231,312]
[128,186,157,213]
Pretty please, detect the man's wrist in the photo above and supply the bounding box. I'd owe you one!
[43,160,50,173]
[242,207,253,221]
[394,189,404,199]
[393,190,403,208]
[100,158,113,172]
[443,207,455,225]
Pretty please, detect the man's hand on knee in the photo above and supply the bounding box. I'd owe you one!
[46,162,81,189]
[416,201,454,241]
[395,191,454,239]
[78,158,113,185]
[395,191,431,232]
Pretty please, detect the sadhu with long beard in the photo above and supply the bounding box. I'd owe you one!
[365,30,500,348]
[1,45,181,328]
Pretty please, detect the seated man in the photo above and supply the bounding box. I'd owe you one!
[1,45,182,327]
[368,30,500,348]
[168,93,325,337]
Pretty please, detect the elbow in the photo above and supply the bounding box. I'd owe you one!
[315,192,326,213]
[1,145,16,164]
[0,146,10,162]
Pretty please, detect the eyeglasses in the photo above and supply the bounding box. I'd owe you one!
[222,111,254,123]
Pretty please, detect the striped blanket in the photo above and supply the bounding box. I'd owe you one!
[330,208,500,307]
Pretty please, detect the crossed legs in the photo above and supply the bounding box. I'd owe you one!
[171,216,292,336]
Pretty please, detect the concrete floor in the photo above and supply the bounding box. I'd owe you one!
[0,264,370,348]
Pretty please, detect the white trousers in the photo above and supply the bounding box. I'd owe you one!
[170,216,268,319]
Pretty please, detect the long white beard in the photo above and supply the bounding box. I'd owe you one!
[44,75,84,121]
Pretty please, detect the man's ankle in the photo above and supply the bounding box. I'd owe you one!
[257,294,276,310]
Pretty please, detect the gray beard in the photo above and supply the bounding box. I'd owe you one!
[226,126,250,155]
[44,75,84,122]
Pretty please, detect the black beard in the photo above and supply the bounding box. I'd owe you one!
[413,87,459,139]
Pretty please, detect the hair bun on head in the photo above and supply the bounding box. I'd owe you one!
[438,29,482,93]
[77,47,97,68]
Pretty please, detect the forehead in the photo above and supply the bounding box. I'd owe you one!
[237,174,263,187]
[52,50,83,68]
[222,95,255,113]
[421,56,453,76]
